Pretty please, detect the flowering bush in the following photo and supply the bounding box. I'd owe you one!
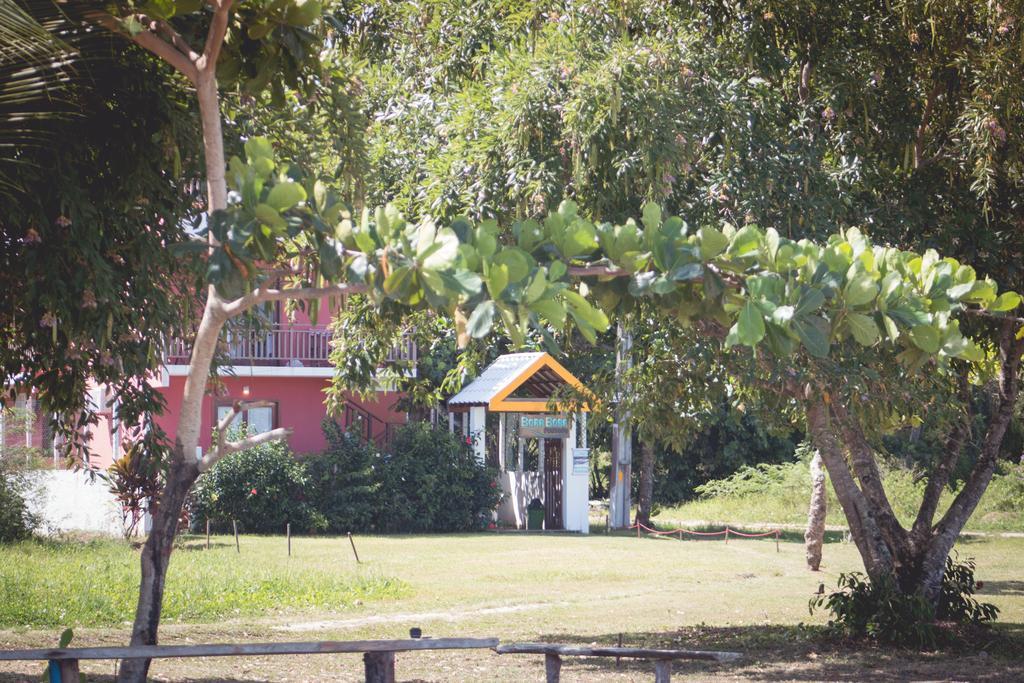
[190,437,324,534]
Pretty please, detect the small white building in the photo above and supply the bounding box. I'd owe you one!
[447,352,591,533]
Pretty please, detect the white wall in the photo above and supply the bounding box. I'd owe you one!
[497,471,544,528]
[27,469,123,536]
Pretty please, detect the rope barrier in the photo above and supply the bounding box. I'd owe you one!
[629,522,782,551]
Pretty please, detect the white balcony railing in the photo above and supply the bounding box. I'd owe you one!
[167,324,417,368]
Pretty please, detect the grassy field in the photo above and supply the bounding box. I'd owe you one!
[1,532,1022,681]
[653,461,1024,533]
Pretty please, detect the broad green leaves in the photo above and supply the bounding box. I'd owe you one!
[211,140,1019,363]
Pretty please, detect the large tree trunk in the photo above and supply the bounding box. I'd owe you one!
[804,322,1022,604]
[804,450,826,571]
[635,440,655,528]
[118,65,229,683]
[116,458,199,682]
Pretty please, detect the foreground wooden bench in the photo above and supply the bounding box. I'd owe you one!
[496,642,742,682]
[0,637,740,682]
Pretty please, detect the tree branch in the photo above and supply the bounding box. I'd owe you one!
[198,0,235,72]
[220,281,370,317]
[87,12,198,83]
[914,80,943,169]
[200,427,292,472]
[830,400,911,560]
[911,374,971,545]
[145,15,201,63]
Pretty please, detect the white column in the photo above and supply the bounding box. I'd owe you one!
[497,413,506,471]
[448,411,455,433]
[468,406,486,464]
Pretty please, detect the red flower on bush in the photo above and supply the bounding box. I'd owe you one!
[249,487,257,496]
[464,436,472,445]
[489,481,497,488]
[487,522,497,530]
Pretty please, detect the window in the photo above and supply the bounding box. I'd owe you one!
[215,401,277,435]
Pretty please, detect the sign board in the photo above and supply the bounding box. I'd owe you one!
[520,414,570,438]
[572,448,590,475]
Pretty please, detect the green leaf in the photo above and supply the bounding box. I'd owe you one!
[383,266,414,299]
[793,316,830,358]
[548,261,567,281]
[989,292,1022,312]
[467,301,496,338]
[254,203,286,230]
[844,273,879,307]
[908,324,941,353]
[284,0,323,26]
[493,248,530,282]
[266,181,306,212]
[524,269,547,303]
[728,225,762,258]
[794,288,825,318]
[487,264,510,299]
[881,314,900,342]
[423,228,459,270]
[531,299,567,330]
[641,202,662,231]
[476,221,498,258]
[58,628,73,648]
[957,340,985,362]
[244,137,274,163]
[846,313,880,346]
[736,300,766,347]
[962,280,997,304]
[699,226,729,260]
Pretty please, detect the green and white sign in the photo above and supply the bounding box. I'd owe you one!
[520,414,570,438]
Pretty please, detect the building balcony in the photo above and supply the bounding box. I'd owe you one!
[166,324,417,369]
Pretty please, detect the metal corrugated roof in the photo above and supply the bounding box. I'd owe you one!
[447,352,546,407]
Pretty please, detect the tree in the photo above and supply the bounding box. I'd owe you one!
[1,1,202,464]
[10,3,1021,671]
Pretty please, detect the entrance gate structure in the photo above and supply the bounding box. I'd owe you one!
[446,353,591,532]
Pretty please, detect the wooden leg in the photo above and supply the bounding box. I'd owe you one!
[654,659,672,683]
[48,659,80,683]
[363,651,396,683]
[544,653,562,683]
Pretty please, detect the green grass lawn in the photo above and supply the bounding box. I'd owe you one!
[1,532,1022,681]
[653,462,1024,533]
[0,537,404,628]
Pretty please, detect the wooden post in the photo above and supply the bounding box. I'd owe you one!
[654,659,672,682]
[363,651,395,683]
[348,532,361,563]
[616,633,623,668]
[48,659,80,683]
[775,530,780,553]
[205,518,210,550]
[287,523,291,557]
[544,653,561,683]
[724,528,729,544]
[233,520,240,553]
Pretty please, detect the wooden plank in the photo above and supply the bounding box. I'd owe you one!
[0,638,499,661]
[544,653,561,683]
[654,659,672,682]
[495,644,740,663]
[363,651,395,683]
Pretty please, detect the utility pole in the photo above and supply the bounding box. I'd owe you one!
[609,321,632,528]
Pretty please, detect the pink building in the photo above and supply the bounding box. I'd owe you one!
[3,302,411,471]
[155,301,412,463]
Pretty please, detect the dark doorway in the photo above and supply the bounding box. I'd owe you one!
[544,439,564,530]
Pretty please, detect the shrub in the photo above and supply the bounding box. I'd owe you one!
[305,419,379,533]
[374,423,500,533]
[810,554,999,648]
[0,458,38,542]
[191,439,323,534]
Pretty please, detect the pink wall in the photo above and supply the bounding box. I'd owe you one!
[153,375,406,456]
